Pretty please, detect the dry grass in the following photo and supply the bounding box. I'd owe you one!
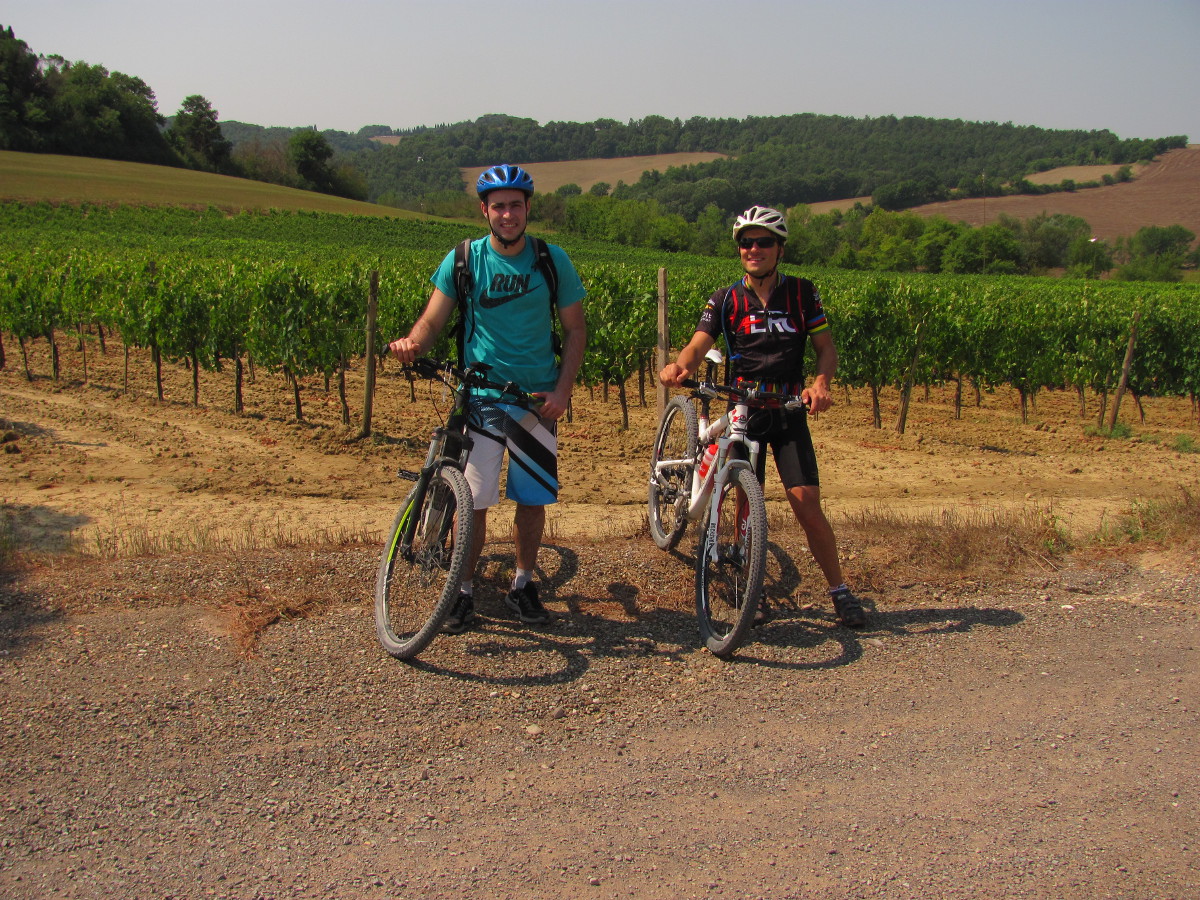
[459,153,729,195]
[87,507,375,559]
[825,503,1070,587]
[1093,487,1200,548]
[1023,162,1136,185]
[221,578,331,656]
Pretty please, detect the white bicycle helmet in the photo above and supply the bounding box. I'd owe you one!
[733,205,788,241]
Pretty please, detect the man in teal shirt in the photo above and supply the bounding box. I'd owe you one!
[389,164,587,633]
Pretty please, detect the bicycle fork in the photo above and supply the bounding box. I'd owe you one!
[394,426,473,559]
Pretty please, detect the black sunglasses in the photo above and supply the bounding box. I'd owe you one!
[738,236,780,250]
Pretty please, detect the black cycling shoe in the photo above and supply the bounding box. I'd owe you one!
[831,587,867,629]
[442,592,476,634]
[504,582,550,625]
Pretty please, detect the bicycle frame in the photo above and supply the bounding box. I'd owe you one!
[394,358,531,553]
[687,391,761,524]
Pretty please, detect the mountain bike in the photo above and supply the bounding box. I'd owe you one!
[648,351,807,657]
[374,357,534,660]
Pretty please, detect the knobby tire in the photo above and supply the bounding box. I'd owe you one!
[648,396,698,550]
[695,466,767,658]
[375,465,473,660]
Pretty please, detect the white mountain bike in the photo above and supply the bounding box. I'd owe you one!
[648,350,807,657]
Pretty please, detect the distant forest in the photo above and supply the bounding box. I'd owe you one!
[3,23,1195,279]
[2,21,1188,217]
[296,113,1186,220]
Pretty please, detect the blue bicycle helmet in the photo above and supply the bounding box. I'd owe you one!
[476,164,534,198]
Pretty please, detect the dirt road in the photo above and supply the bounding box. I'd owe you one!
[1,341,1198,898]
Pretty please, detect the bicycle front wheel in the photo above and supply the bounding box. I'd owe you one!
[695,466,767,658]
[375,465,474,660]
[648,396,698,550]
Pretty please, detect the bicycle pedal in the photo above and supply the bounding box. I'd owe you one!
[397,469,420,481]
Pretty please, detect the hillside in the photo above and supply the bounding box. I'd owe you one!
[908,145,1200,244]
[458,153,729,195]
[4,145,1198,252]
[806,148,1200,245]
[0,150,417,218]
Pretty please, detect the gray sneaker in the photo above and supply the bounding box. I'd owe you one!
[442,592,476,634]
[504,582,550,625]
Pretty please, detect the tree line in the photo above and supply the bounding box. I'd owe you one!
[339,113,1186,217]
[3,23,1194,282]
[5,22,1187,217]
[0,25,365,199]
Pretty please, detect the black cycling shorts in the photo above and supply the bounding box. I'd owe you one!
[738,407,821,490]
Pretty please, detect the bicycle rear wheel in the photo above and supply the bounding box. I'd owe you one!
[695,466,767,658]
[648,396,698,550]
[375,465,474,660]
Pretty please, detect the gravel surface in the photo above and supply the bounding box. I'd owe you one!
[2,537,1197,899]
[2,336,1198,897]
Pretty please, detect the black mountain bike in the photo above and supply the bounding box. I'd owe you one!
[374,357,533,660]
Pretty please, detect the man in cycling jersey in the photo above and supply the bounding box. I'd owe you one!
[389,164,587,633]
[658,205,867,629]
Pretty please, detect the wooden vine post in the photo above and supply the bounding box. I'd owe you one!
[358,270,379,440]
[656,267,669,417]
[1107,310,1141,432]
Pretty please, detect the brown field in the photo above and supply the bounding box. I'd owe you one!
[911,146,1200,243]
[459,152,729,195]
[801,150,1200,248]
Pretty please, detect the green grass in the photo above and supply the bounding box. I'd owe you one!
[1094,489,1200,545]
[0,149,422,217]
[1173,434,1199,454]
[1084,421,1133,440]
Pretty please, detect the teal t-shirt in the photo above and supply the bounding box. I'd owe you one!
[432,237,585,394]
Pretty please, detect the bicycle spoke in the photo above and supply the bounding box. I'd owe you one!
[696,468,766,658]
[375,467,473,660]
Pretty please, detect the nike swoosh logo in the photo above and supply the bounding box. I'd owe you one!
[479,287,536,309]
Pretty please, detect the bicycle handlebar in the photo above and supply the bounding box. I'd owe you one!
[678,378,807,412]
[406,357,537,407]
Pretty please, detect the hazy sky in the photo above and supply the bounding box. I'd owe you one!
[9,0,1199,141]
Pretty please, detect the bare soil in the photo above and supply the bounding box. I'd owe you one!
[806,146,1200,249]
[910,146,1200,245]
[2,339,1198,898]
[459,153,730,196]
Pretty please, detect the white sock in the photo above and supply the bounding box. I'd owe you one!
[459,580,473,596]
[511,568,533,590]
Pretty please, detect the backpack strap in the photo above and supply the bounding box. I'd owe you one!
[450,238,473,364]
[528,236,559,309]
[529,236,562,359]
[451,236,562,364]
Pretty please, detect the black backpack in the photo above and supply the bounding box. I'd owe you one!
[450,236,561,364]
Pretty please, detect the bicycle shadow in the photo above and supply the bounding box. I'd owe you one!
[740,604,1025,671]
[735,538,1027,669]
[402,541,677,684]
[400,537,1025,681]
